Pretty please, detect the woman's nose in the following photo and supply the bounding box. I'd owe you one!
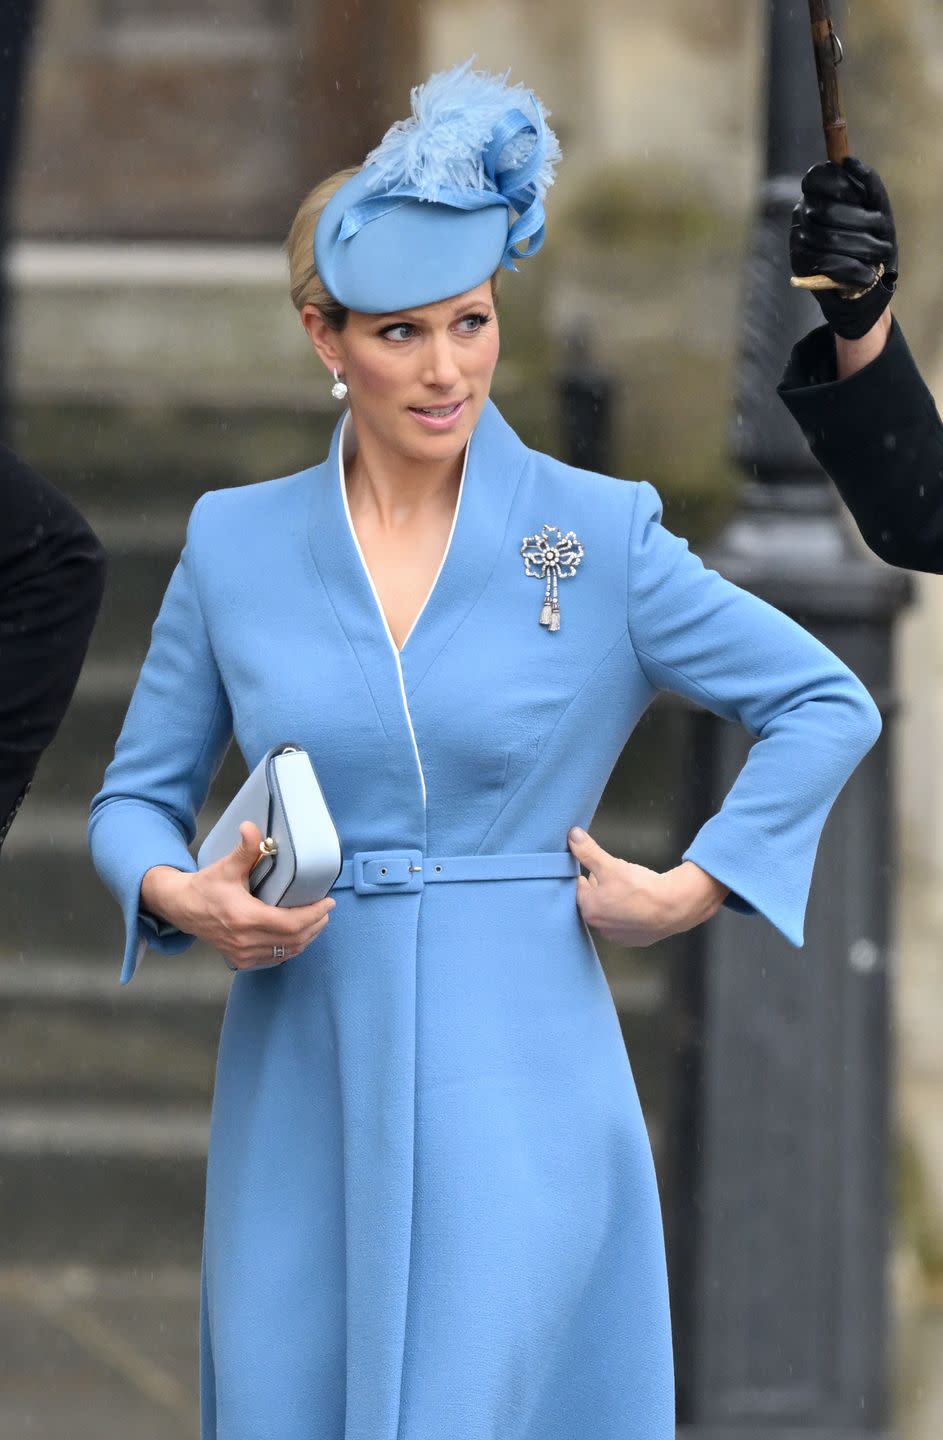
[421,335,462,388]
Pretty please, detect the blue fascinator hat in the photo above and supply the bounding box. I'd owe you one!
[314,60,561,314]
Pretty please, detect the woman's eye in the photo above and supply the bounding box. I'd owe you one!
[381,314,489,341]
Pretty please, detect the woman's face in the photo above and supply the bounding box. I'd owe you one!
[303,280,500,468]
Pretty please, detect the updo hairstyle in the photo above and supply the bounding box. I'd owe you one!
[285,168,360,331]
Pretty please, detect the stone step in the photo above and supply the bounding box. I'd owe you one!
[0,804,124,954]
[10,243,325,414]
[0,1103,208,1264]
[33,659,149,803]
[32,658,247,811]
[88,513,191,670]
[11,394,337,514]
[0,955,227,1106]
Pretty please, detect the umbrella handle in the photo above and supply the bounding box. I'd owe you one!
[793,0,852,294]
[791,263,886,301]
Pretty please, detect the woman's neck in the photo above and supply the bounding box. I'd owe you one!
[344,421,465,530]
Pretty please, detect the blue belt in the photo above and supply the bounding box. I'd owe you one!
[332,849,580,896]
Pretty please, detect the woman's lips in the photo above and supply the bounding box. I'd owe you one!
[407,397,469,430]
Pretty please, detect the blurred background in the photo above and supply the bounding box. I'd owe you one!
[0,1,941,1436]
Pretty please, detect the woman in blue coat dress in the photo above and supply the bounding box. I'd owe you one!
[88,63,882,1440]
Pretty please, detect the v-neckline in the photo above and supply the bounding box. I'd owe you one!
[336,411,470,656]
[307,401,531,723]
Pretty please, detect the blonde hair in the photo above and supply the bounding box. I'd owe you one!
[285,167,360,331]
[285,167,504,329]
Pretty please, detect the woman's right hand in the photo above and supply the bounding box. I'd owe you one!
[140,820,336,970]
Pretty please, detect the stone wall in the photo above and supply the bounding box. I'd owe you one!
[13,0,762,240]
[13,0,421,241]
[425,0,761,209]
[15,0,303,239]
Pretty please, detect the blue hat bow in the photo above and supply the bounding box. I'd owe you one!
[337,100,551,270]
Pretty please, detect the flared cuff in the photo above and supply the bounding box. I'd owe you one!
[682,822,811,949]
[88,798,199,984]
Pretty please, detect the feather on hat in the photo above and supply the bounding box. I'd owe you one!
[314,60,561,313]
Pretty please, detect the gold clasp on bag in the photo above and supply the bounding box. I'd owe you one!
[250,836,278,875]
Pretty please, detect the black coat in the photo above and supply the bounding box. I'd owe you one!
[779,318,943,574]
[0,446,106,847]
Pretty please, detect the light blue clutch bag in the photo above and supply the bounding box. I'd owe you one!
[197,744,342,906]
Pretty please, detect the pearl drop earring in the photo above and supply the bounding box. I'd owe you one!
[331,369,348,401]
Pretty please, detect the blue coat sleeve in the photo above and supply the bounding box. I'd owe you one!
[88,494,233,983]
[626,481,881,947]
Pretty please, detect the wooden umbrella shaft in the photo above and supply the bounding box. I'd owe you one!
[791,1,859,293]
[808,0,849,162]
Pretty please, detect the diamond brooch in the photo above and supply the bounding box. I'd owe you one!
[520,525,585,632]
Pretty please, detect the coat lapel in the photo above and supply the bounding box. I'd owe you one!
[306,417,421,755]
[308,401,529,699]
[400,400,529,695]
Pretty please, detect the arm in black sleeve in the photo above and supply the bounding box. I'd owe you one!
[778,318,943,574]
[0,446,107,846]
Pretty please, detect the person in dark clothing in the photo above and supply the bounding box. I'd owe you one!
[0,0,40,440]
[780,155,943,575]
[0,9,104,848]
[0,445,105,848]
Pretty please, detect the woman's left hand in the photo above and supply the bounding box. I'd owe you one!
[567,828,730,947]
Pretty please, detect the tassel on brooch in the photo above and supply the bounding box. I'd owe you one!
[522,525,585,633]
[539,577,553,626]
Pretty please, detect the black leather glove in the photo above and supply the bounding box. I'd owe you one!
[790,156,898,340]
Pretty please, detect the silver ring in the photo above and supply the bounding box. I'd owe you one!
[272,944,286,961]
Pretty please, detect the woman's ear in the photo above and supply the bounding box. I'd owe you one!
[301,305,345,377]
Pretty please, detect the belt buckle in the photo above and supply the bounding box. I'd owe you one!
[351,850,424,895]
